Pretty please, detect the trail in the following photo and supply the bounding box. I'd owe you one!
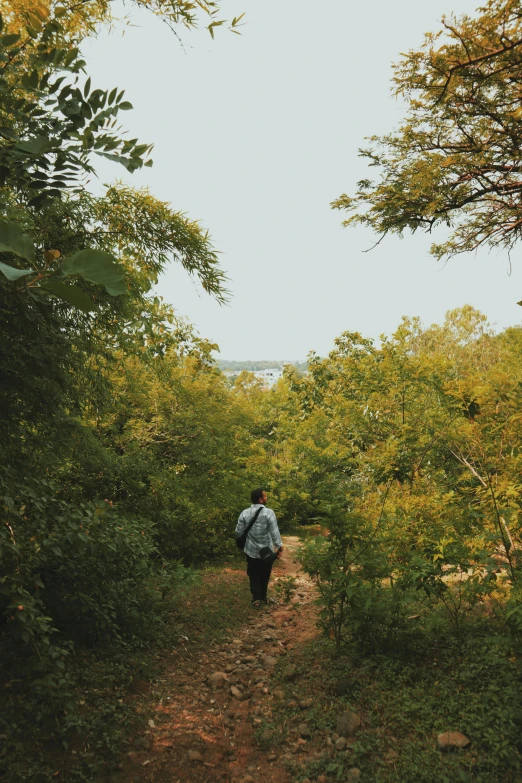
[121,536,318,783]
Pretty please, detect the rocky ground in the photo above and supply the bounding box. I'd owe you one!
[119,537,362,783]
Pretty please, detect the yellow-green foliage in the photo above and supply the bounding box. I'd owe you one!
[273,307,522,646]
[333,0,522,265]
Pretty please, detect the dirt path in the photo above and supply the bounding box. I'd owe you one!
[122,536,318,783]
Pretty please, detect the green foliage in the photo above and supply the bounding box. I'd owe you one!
[0,217,127,313]
[0,7,152,208]
[332,0,522,269]
[0,474,157,651]
[273,574,297,604]
[284,625,522,783]
[278,308,522,654]
[0,563,252,782]
[0,1,256,779]
[0,4,227,313]
[101,0,246,39]
[60,249,126,295]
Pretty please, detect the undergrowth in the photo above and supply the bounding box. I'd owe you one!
[0,559,251,783]
[269,606,522,783]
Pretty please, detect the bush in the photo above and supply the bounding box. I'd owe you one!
[1,474,159,652]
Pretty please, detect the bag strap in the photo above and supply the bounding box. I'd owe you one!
[243,505,264,541]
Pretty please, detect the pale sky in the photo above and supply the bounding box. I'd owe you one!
[82,0,522,360]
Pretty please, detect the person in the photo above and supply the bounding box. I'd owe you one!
[236,488,283,607]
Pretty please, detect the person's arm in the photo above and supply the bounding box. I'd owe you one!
[267,510,283,555]
[235,510,246,535]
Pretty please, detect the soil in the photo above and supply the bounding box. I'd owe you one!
[119,536,319,783]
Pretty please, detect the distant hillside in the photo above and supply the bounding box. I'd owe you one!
[217,359,308,373]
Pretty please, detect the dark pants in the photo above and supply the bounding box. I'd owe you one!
[246,555,273,603]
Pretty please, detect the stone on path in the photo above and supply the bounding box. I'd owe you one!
[346,769,361,781]
[299,723,311,738]
[334,676,353,696]
[230,686,243,699]
[336,711,361,737]
[261,654,278,667]
[209,672,228,689]
[335,736,347,750]
[437,731,470,751]
[188,750,203,762]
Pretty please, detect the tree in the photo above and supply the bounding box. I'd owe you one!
[0,3,229,311]
[276,308,522,646]
[0,8,153,208]
[332,0,522,265]
[0,0,248,765]
[1,0,246,41]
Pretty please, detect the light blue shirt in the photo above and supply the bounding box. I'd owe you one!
[235,504,282,559]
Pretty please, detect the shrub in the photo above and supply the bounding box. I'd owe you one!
[0,471,163,704]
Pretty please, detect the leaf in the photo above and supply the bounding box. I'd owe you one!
[1,33,21,46]
[60,250,126,296]
[40,281,95,313]
[0,260,32,280]
[0,221,35,261]
[14,136,50,155]
[0,127,19,141]
[117,101,133,111]
[43,249,61,263]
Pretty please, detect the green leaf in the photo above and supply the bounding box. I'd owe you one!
[15,136,50,155]
[63,48,78,67]
[118,101,133,111]
[41,281,95,313]
[0,221,35,261]
[0,127,19,141]
[1,33,21,46]
[60,250,126,296]
[0,260,32,281]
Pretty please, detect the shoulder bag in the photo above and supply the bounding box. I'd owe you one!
[235,506,264,551]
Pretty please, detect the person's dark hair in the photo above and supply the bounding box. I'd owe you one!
[251,487,265,504]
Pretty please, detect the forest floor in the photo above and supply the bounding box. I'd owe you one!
[7,535,522,782]
[110,537,522,783]
[116,535,324,783]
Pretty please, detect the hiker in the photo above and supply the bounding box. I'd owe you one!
[236,488,283,607]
